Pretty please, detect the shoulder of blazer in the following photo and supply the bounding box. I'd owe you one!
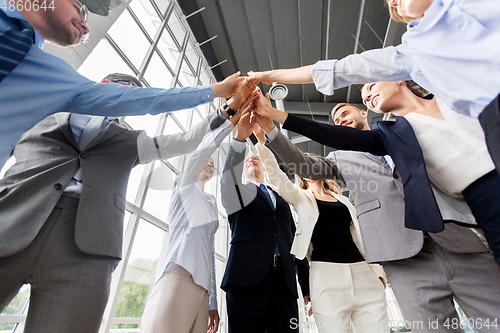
[375,116,422,156]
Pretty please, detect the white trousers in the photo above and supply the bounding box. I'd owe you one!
[310,261,389,333]
[141,264,209,333]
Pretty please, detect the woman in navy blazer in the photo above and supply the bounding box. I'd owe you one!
[253,84,500,266]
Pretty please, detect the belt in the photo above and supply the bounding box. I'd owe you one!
[273,253,281,267]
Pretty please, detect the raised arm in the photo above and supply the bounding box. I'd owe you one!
[248,65,314,85]
[138,78,258,164]
[138,111,225,164]
[69,72,243,118]
[177,118,234,188]
[220,107,259,215]
[253,92,388,156]
[254,125,299,206]
[248,46,411,95]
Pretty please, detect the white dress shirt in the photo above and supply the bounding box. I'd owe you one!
[311,0,500,119]
[159,118,234,311]
[404,99,495,197]
[404,99,495,225]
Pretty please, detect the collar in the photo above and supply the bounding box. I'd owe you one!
[2,8,45,49]
[248,180,264,187]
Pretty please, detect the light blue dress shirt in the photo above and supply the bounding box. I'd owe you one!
[311,0,500,119]
[0,8,214,168]
[159,118,234,311]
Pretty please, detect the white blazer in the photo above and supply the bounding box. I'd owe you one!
[257,144,386,285]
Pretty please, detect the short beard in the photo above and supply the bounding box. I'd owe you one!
[44,13,79,47]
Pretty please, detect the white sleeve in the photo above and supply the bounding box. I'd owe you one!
[257,144,299,206]
[312,46,413,95]
[178,120,234,188]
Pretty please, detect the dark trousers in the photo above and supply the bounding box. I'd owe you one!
[225,258,299,333]
[479,94,500,176]
[462,171,500,266]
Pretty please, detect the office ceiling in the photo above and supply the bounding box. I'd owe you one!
[178,0,406,155]
[179,0,405,107]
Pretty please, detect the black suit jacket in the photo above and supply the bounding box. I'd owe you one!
[220,145,309,298]
[283,114,444,233]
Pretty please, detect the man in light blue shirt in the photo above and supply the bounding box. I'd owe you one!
[0,3,239,168]
[0,73,253,333]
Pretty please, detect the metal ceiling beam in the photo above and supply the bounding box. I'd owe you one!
[346,0,366,103]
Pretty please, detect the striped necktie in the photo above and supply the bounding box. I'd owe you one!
[0,12,35,83]
[378,155,390,169]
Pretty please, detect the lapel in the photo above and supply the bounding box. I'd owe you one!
[256,184,275,213]
[54,112,79,150]
[362,152,389,168]
[380,117,421,156]
[55,114,128,151]
[85,120,127,150]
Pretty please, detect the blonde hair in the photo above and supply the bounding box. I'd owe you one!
[294,154,341,195]
[386,1,423,23]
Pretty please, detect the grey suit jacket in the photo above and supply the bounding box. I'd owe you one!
[0,111,224,259]
[268,132,487,263]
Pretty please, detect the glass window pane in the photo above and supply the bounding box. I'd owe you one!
[112,219,165,329]
[170,109,192,131]
[199,67,212,86]
[151,0,171,17]
[143,164,176,222]
[178,58,196,88]
[143,51,174,89]
[129,0,160,40]
[125,114,162,137]
[162,113,181,135]
[78,39,135,81]
[126,164,146,203]
[191,108,203,126]
[167,11,186,47]
[185,41,199,76]
[157,28,179,66]
[1,285,30,315]
[108,10,151,70]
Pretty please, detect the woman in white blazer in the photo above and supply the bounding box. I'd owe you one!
[254,126,388,333]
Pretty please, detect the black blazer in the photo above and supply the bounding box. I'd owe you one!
[220,145,309,297]
[283,114,444,233]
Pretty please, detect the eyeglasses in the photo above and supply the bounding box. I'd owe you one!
[79,3,88,23]
[77,1,90,44]
[111,79,139,86]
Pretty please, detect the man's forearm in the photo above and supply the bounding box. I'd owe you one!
[267,132,338,180]
[267,65,314,84]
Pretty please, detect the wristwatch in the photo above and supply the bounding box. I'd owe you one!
[222,103,237,116]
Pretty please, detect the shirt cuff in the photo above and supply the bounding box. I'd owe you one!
[231,139,247,153]
[312,60,338,96]
[209,297,218,311]
[216,108,227,121]
[266,126,279,143]
[200,85,214,103]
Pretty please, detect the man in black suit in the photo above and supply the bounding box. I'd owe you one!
[220,110,309,332]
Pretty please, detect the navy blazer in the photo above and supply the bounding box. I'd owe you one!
[220,145,310,297]
[283,114,444,233]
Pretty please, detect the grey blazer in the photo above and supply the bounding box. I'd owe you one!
[268,132,487,263]
[0,112,223,259]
